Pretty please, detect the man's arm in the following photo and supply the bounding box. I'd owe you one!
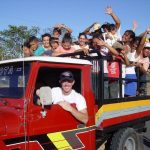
[58,101,88,124]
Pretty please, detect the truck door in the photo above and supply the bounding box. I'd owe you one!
[27,65,95,150]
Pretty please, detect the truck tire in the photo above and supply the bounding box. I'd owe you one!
[107,128,142,150]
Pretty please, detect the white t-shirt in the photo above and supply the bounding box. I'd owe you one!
[126,51,136,74]
[51,87,87,111]
[103,28,121,46]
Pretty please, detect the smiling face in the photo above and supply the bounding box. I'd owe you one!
[62,42,71,50]
[42,36,51,48]
[131,39,140,50]
[60,80,75,95]
[79,35,86,46]
[23,46,31,57]
[143,48,150,57]
[92,38,101,49]
[122,31,131,43]
[29,40,39,51]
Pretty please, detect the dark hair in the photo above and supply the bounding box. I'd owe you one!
[62,33,72,44]
[22,41,30,49]
[78,32,87,39]
[125,30,135,42]
[109,24,117,31]
[53,27,61,35]
[92,33,104,41]
[41,33,51,40]
[133,36,141,44]
[101,23,111,32]
[28,36,39,43]
[50,37,59,43]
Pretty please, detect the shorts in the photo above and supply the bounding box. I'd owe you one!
[125,74,137,96]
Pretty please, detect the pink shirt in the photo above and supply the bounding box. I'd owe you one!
[55,46,75,54]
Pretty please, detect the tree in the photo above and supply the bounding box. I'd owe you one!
[0,25,40,60]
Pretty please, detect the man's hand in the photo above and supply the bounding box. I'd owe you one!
[58,101,72,112]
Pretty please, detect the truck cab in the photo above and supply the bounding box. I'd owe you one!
[0,56,95,150]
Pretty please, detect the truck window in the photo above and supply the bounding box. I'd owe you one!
[0,62,30,98]
[34,67,81,104]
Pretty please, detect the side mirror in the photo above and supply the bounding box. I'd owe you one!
[39,86,52,118]
[39,86,52,106]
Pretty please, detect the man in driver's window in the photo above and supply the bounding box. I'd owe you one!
[52,71,88,124]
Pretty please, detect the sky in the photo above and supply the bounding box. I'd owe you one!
[0,0,149,38]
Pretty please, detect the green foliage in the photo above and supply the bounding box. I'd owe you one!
[0,25,40,60]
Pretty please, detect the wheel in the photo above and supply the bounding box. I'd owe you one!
[107,128,142,150]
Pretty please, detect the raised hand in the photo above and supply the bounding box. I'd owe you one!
[105,6,113,15]
[146,27,150,34]
[133,20,138,32]
[54,24,62,29]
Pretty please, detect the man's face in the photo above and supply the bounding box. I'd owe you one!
[61,80,74,94]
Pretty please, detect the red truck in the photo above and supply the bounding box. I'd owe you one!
[0,55,149,150]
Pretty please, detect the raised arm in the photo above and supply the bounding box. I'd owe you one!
[105,6,121,30]
[55,24,73,34]
[132,20,138,32]
[95,38,119,56]
[136,27,150,56]
[82,22,98,35]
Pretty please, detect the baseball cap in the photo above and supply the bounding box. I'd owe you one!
[112,41,124,50]
[60,71,74,82]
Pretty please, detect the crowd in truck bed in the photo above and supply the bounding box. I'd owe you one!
[22,6,150,99]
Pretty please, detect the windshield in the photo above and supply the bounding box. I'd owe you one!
[0,62,30,98]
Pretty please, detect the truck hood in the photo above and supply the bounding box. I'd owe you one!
[0,106,22,136]
[0,113,6,135]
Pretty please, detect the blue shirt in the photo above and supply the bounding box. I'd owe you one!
[34,46,45,56]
